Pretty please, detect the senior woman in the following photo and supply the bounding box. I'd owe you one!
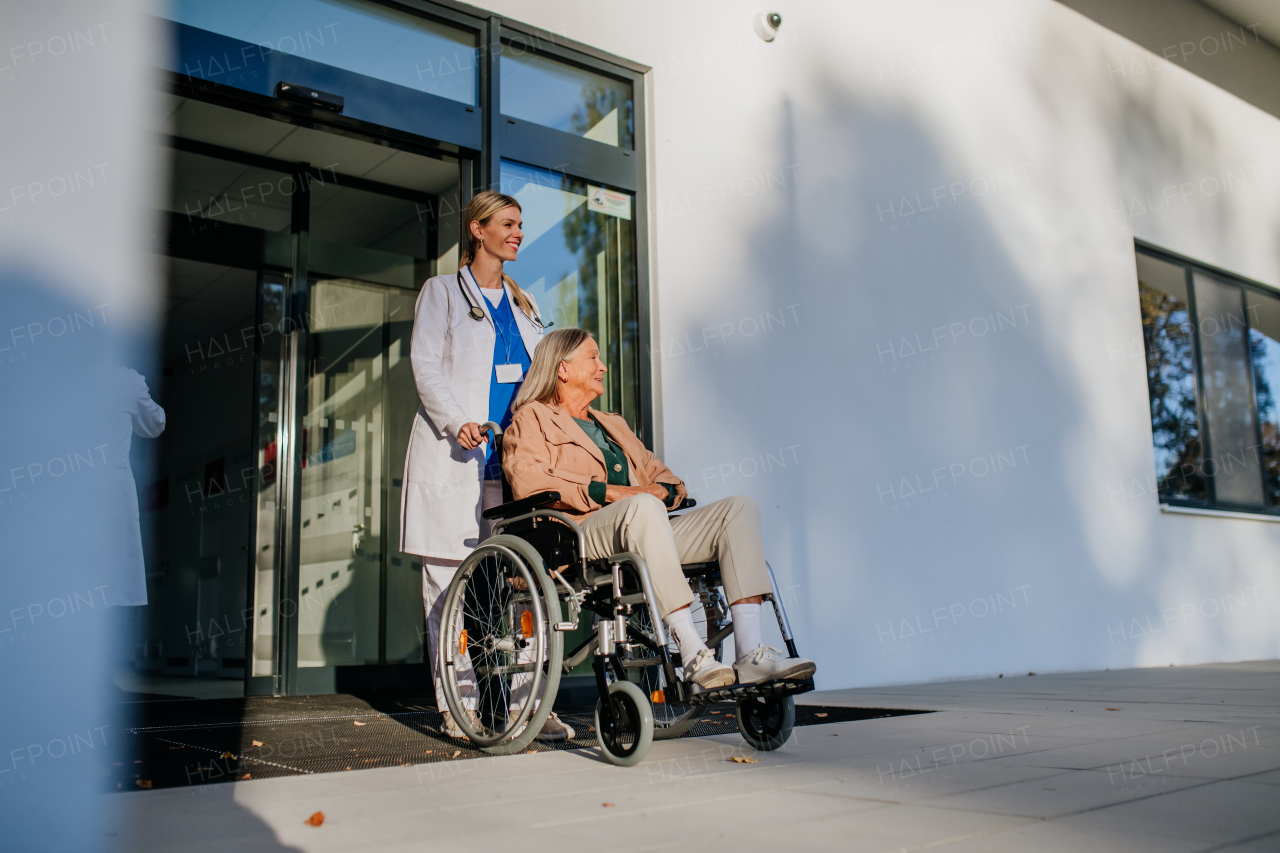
[503,328,816,688]
[400,190,573,741]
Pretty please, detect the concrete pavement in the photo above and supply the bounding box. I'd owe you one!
[112,660,1280,852]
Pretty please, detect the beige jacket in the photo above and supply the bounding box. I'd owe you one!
[503,400,686,519]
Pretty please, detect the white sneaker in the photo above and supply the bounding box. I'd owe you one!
[441,709,480,739]
[684,648,735,689]
[535,712,576,741]
[734,646,816,685]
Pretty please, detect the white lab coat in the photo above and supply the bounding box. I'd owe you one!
[105,366,166,606]
[399,268,544,559]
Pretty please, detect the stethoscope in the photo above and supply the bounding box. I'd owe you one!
[457,268,553,330]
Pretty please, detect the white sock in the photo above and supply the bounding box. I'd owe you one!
[730,602,763,662]
[663,607,708,664]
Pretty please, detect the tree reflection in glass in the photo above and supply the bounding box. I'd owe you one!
[1140,280,1206,500]
[1247,291,1280,506]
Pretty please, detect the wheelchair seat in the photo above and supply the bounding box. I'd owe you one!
[679,561,720,579]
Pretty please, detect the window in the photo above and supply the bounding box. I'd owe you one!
[1137,244,1280,514]
[162,0,478,104]
[500,160,640,426]
[501,42,634,148]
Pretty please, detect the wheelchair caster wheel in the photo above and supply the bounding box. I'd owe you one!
[735,694,794,751]
[595,680,653,767]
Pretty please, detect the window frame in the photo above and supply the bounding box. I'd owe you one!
[1135,239,1280,518]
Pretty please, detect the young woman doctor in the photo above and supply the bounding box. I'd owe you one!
[399,190,574,741]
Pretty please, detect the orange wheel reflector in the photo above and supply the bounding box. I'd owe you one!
[521,610,533,638]
[650,690,665,704]
[458,629,468,655]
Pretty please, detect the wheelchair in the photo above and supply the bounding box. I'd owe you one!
[436,422,814,766]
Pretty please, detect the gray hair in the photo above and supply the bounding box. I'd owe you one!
[512,327,596,411]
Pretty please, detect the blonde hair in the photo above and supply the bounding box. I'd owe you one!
[512,328,595,411]
[459,190,536,321]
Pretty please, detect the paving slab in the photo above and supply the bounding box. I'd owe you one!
[112,660,1280,852]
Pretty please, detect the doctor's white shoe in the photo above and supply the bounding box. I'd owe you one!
[441,709,480,740]
[684,648,735,689]
[534,712,576,741]
[734,646,816,685]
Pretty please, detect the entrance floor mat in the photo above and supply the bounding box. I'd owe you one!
[105,693,931,792]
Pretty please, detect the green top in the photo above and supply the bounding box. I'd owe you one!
[573,414,677,507]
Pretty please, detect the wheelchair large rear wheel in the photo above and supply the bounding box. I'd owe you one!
[595,680,653,767]
[617,599,722,740]
[735,694,794,752]
[438,535,564,755]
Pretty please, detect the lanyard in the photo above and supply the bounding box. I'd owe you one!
[471,267,518,364]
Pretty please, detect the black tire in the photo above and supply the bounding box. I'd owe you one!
[438,535,564,755]
[735,694,794,751]
[594,680,654,767]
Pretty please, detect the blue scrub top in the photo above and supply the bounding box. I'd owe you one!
[484,287,532,479]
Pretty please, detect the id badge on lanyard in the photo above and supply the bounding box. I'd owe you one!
[495,363,524,383]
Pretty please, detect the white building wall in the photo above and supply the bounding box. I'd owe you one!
[481,0,1280,687]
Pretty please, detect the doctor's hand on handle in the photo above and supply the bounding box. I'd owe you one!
[456,421,490,450]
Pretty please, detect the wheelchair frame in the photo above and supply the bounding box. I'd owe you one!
[436,422,813,765]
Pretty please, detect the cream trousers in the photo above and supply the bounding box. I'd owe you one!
[580,494,773,618]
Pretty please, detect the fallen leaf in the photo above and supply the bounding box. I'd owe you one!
[353,720,366,726]
[602,802,615,808]
[251,740,264,747]
[135,780,152,789]
[304,812,325,827]
[344,766,352,771]
[729,756,759,764]
[221,751,234,759]
[1106,707,1122,711]
[1027,672,1036,676]
[240,773,251,780]
[451,750,461,758]
[815,713,828,718]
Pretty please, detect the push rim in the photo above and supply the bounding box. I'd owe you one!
[438,539,549,749]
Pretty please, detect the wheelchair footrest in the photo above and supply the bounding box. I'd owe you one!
[687,677,815,707]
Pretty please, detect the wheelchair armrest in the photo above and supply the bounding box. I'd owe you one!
[667,497,695,514]
[482,491,561,520]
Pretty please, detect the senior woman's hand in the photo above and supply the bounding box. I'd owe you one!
[604,483,670,504]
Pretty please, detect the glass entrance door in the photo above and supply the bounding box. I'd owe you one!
[148,89,462,697]
[292,279,419,692]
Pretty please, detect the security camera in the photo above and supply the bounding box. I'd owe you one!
[753,11,782,42]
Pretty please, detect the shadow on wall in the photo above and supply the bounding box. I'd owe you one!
[659,13,1276,688]
[1026,18,1280,667]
